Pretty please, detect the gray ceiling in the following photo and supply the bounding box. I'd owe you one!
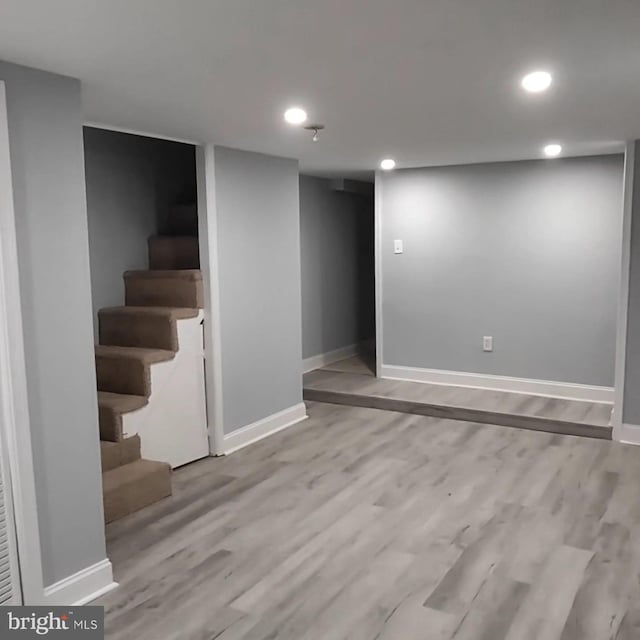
[0,0,638,177]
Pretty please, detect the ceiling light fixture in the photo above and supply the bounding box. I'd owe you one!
[380,158,396,171]
[543,143,562,157]
[521,70,552,93]
[304,124,325,142]
[284,107,308,125]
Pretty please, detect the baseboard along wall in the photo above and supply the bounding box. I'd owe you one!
[617,423,640,445]
[303,344,360,374]
[380,364,615,404]
[222,402,308,455]
[41,558,117,606]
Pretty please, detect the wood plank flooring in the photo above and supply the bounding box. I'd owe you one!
[304,357,613,439]
[100,401,640,639]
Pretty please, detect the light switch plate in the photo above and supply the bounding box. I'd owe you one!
[394,239,403,254]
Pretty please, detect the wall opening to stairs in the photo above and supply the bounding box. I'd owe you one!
[83,127,209,525]
[300,176,376,375]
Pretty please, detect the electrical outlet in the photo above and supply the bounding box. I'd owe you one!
[483,336,493,352]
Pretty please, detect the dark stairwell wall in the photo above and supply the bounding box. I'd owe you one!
[83,127,196,338]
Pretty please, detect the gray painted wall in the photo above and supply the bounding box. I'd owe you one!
[84,128,196,336]
[299,176,374,359]
[379,155,624,386]
[0,61,106,585]
[623,143,640,423]
[214,146,303,433]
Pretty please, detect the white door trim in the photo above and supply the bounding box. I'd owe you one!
[197,144,225,455]
[374,171,383,378]
[613,141,636,441]
[0,80,45,603]
[84,125,223,455]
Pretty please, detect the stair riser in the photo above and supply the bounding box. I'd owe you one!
[99,314,178,351]
[148,237,199,270]
[96,356,151,397]
[99,405,123,442]
[101,436,141,472]
[302,389,613,440]
[103,465,172,524]
[125,277,203,308]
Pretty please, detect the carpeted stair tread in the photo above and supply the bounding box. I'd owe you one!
[102,458,172,524]
[100,306,200,319]
[124,271,204,309]
[148,236,199,270]
[95,344,175,363]
[95,346,175,396]
[99,306,198,351]
[97,391,148,441]
[98,390,148,413]
[101,435,141,472]
[124,269,202,281]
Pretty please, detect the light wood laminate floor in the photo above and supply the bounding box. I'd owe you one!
[101,401,640,640]
[305,356,613,439]
[321,353,376,376]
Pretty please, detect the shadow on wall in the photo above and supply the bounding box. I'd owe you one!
[356,191,375,353]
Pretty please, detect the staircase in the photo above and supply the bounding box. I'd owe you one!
[97,209,204,524]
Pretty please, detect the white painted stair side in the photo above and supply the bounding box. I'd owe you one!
[122,311,209,468]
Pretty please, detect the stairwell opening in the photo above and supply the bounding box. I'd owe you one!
[83,127,209,525]
[300,177,376,378]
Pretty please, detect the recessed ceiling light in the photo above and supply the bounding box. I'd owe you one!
[521,71,552,93]
[284,107,307,125]
[543,143,562,157]
[380,158,396,171]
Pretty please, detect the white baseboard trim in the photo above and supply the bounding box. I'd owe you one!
[303,344,360,374]
[222,402,308,455]
[42,558,117,606]
[617,423,640,445]
[380,364,615,404]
